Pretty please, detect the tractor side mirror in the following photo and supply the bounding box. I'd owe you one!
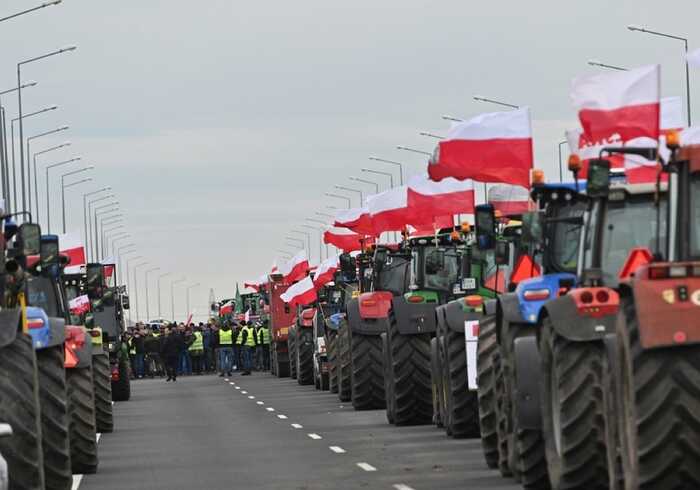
[122,294,130,310]
[521,211,544,248]
[86,263,105,300]
[495,240,510,266]
[475,204,496,250]
[17,223,41,257]
[40,235,60,268]
[586,158,611,199]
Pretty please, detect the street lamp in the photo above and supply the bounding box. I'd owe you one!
[441,115,463,122]
[93,204,120,259]
[349,176,379,193]
[26,125,70,215]
[45,156,80,232]
[361,168,394,188]
[334,185,363,205]
[125,255,144,324]
[61,178,91,226]
[368,156,405,185]
[17,45,77,215]
[84,190,112,259]
[131,261,149,322]
[60,166,93,233]
[301,224,324,260]
[627,25,691,125]
[473,95,520,109]
[101,223,124,256]
[186,283,200,319]
[144,267,160,322]
[171,278,186,321]
[111,236,132,258]
[587,60,628,71]
[419,131,444,139]
[396,145,432,158]
[157,272,173,320]
[291,230,312,261]
[116,244,136,286]
[276,250,292,259]
[558,140,568,183]
[103,229,127,259]
[0,1,63,24]
[325,193,351,208]
[284,237,304,252]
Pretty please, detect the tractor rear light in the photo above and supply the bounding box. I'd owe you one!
[464,295,483,308]
[407,295,425,304]
[595,290,609,303]
[27,318,45,329]
[361,299,376,307]
[523,289,549,301]
[580,291,594,304]
[111,365,120,381]
[571,288,619,318]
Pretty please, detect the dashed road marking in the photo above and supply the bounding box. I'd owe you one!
[229,382,235,385]
[224,378,229,381]
[356,462,377,472]
[277,414,287,419]
[256,401,264,405]
[329,446,346,453]
[71,475,83,490]
[241,390,248,394]
[307,433,322,440]
[96,433,101,443]
[235,386,240,390]
[266,407,275,412]
[248,395,255,399]
[291,423,303,429]
[393,485,415,490]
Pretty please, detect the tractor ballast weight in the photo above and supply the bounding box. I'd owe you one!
[391,295,438,335]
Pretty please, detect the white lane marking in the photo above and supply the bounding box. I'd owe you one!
[329,446,346,453]
[277,414,288,419]
[235,386,240,390]
[96,433,101,443]
[229,382,235,385]
[266,407,275,412]
[393,485,415,490]
[111,401,114,406]
[241,390,248,394]
[357,462,377,472]
[256,401,264,405]
[71,475,83,490]
[291,423,303,429]
[224,378,229,381]
[307,433,322,440]
[248,395,256,399]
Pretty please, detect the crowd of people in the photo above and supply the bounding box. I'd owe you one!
[121,319,271,382]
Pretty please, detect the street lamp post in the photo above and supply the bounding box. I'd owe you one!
[101,224,124,259]
[419,131,444,139]
[116,245,136,286]
[284,237,305,254]
[361,168,394,188]
[315,212,334,219]
[93,205,119,259]
[46,156,80,232]
[125,256,144,324]
[61,178,91,228]
[60,166,93,233]
[84,192,113,259]
[291,230,311,262]
[368,156,405,185]
[186,283,200,319]
[171,278,186,321]
[26,125,70,215]
[587,60,628,71]
[111,236,131,258]
[558,140,568,182]
[0,1,63,23]
[144,267,160,322]
[324,193,351,208]
[349,176,379,193]
[473,95,520,109]
[396,145,432,159]
[334,185,363,205]
[157,272,173,320]
[301,224,324,260]
[132,261,149,322]
[628,25,691,126]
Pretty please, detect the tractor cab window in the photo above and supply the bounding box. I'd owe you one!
[547,200,586,273]
[690,177,700,259]
[374,254,409,296]
[423,248,460,292]
[27,276,60,318]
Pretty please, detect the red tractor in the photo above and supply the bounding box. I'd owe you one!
[267,274,296,377]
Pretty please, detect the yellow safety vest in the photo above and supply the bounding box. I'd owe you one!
[236,329,244,345]
[190,331,203,351]
[153,332,160,338]
[243,326,256,347]
[258,327,270,345]
[219,329,233,345]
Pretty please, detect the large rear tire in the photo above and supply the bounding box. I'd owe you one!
[381,332,396,424]
[350,332,385,410]
[93,353,114,433]
[388,314,432,425]
[477,317,499,469]
[443,328,479,438]
[37,345,71,490]
[296,328,314,386]
[111,358,130,402]
[430,337,444,428]
[337,323,352,402]
[0,333,45,490]
[327,331,339,394]
[288,326,297,380]
[67,365,98,475]
[617,296,700,490]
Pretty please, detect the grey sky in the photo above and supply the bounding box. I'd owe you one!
[0,0,696,320]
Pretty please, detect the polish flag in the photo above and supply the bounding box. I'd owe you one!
[243,282,260,292]
[488,184,531,216]
[58,232,86,274]
[688,48,700,68]
[323,227,371,252]
[367,186,409,233]
[407,173,475,222]
[428,108,534,188]
[570,64,660,183]
[334,207,375,236]
[278,250,309,283]
[219,300,234,315]
[313,255,339,289]
[68,295,91,316]
[408,215,456,237]
[100,257,116,285]
[280,276,317,307]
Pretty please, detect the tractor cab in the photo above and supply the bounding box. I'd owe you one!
[405,231,463,305]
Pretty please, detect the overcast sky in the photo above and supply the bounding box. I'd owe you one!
[0,0,696,320]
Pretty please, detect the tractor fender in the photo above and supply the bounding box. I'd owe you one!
[26,307,65,350]
[392,295,438,335]
[484,299,497,316]
[513,332,542,430]
[0,308,21,349]
[442,300,487,334]
[44,316,66,349]
[72,329,94,369]
[347,297,389,336]
[499,292,524,325]
[544,295,617,342]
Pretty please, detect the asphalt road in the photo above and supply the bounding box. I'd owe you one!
[76,372,521,490]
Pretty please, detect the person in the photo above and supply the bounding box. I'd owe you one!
[129,327,146,379]
[144,329,163,377]
[254,323,264,371]
[218,322,234,377]
[161,326,183,382]
[177,323,193,375]
[233,323,242,372]
[260,321,271,371]
[211,322,221,373]
[238,321,257,375]
[189,326,204,375]
[202,322,213,372]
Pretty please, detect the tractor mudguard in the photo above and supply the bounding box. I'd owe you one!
[442,300,487,334]
[392,295,437,335]
[513,333,542,430]
[347,297,389,336]
[73,332,94,369]
[545,295,617,342]
[484,299,497,316]
[499,292,524,325]
[0,308,21,349]
[27,307,65,350]
[44,316,66,349]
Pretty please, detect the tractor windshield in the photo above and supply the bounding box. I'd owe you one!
[422,248,460,292]
[374,254,410,296]
[27,276,61,317]
[690,177,700,259]
[547,201,586,273]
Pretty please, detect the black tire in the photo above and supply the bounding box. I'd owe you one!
[337,323,352,402]
[327,331,339,394]
[616,296,700,490]
[388,313,433,425]
[111,358,130,402]
[271,346,277,376]
[431,337,444,428]
[540,317,609,490]
[0,333,45,490]
[36,345,71,490]
[93,353,114,433]
[288,326,297,380]
[296,328,314,386]
[381,332,396,424]
[494,345,512,478]
[320,372,329,391]
[477,317,499,469]
[350,332,385,410]
[67,365,98,474]
[443,328,480,438]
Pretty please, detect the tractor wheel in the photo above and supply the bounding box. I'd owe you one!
[327,331,339,394]
[494,347,512,478]
[616,296,700,490]
[67,365,98,474]
[381,332,396,424]
[336,323,352,402]
[36,345,71,490]
[350,331,385,410]
[271,347,277,376]
[297,329,314,386]
[288,326,297,380]
[111,358,131,402]
[93,353,114,433]
[477,317,499,469]
[0,333,45,490]
[540,317,609,489]
[430,336,444,428]
[443,328,479,438]
[388,313,432,426]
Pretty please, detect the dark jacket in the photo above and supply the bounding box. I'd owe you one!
[161,333,184,358]
[130,335,145,354]
[144,335,160,354]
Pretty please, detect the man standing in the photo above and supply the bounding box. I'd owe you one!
[254,323,264,371]
[202,322,213,373]
[190,326,204,375]
[233,323,242,372]
[162,326,183,382]
[144,329,163,377]
[130,326,146,379]
[239,321,258,376]
[261,321,271,371]
[218,322,234,377]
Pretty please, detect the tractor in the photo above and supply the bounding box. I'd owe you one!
[266,274,296,377]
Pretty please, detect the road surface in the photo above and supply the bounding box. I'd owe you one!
[76,373,520,490]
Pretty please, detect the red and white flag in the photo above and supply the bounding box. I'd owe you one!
[488,184,531,216]
[58,232,86,274]
[688,48,700,69]
[68,295,90,316]
[278,250,309,283]
[280,276,317,307]
[323,227,371,252]
[333,207,375,236]
[407,173,475,223]
[243,281,260,292]
[367,186,409,233]
[219,300,233,315]
[428,108,534,188]
[313,255,339,289]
